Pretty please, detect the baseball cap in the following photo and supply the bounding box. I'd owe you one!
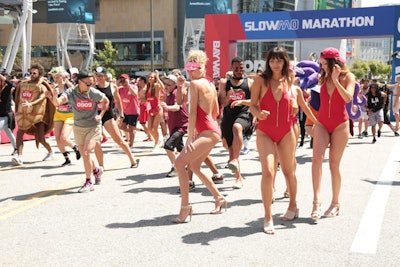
[76,70,93,80]
[95,66,108,75]
[320,47,346,64]
[165,74,177,84]
[119,74,129,80]
[69,67,79,75]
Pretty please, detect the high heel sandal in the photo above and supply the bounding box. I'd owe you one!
[283,191,290,198]
[172,205,193,223]
[264,220,275,235]
[324,203,340,217]
[311,200,322,221]
[280,208,299,221]
[210,197,228,214]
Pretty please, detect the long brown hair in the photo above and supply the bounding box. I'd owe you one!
[319,58,349,85]
[261,47,292,86]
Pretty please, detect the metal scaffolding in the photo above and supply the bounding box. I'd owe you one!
[0,0,35,74]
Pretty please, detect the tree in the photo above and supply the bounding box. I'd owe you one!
[350,60,369,80]
[93,40,119,78]
[350,60,392,81]
[368,61,391,81]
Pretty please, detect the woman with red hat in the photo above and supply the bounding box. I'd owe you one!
[311,47,355,221]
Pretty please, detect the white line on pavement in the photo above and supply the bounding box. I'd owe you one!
[350,138,400,254]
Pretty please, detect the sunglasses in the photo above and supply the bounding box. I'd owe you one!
[80,80,93,87]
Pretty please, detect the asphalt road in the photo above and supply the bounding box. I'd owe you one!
[0,127,399,266]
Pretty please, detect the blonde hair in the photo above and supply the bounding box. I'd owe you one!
[186,49,208,66]
[49,66,66,77]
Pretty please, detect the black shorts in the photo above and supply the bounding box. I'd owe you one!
[101,109,115,125]
[221,112,253,147]
[163,129,185,152]
[123,114,139,127]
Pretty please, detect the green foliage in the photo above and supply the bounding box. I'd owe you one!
[350,60,391,80]
[350,60,369,80]
[93,40,119,78]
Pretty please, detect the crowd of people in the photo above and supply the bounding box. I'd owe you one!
[1,46,399,234]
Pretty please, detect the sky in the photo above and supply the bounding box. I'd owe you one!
[361,0,400,7]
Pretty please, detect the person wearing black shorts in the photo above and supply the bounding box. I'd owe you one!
[160,75,189,178]
[219,57,253,189]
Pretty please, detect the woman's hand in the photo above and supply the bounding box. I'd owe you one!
[332,64,341,81]
[257,110,270,120]
[94,114,102,122]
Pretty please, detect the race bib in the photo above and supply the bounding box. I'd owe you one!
[76,99,94,110]
[58,104,69,112]
[21,90,33,100]
[230,90,246,102]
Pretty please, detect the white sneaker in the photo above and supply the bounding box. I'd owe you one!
[11,157,23,166]
[42,152,54,161]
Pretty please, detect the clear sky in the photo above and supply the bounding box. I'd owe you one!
[361,0,399,7]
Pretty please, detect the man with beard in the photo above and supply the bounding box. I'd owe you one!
[12,63,55,166]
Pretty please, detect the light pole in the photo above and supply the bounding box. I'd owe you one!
[150,0,154,71]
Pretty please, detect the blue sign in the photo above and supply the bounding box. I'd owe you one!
[239,6,397,40]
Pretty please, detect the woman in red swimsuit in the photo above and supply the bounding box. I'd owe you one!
[146,71,164,149]
[311,47,355,221]
[250,47,299,235]
[172,50,226,223]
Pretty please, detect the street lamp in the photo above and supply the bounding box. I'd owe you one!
[150,0,154,71]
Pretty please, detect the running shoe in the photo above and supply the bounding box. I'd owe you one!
[241,147,250,155]
[42,152,54,161]
[73,145,81,160]
[11,157,23,166]
[61,158,71,167]
[166,167,177,177]
[232,180,243,189]
[78,180,94,193]
[227,161,239,173]
[211,173,224,184]
[93,166,104,185]
[176,181,196,193]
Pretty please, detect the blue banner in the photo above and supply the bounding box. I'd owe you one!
[239,6,397,40]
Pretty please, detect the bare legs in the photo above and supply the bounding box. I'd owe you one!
[173,131,224,222]
[312,122,348,219]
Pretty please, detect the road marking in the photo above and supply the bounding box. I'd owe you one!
[0,178,81,221]
[350,138,400,254]
[0,155,141,221]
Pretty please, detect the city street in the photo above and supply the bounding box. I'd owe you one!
[0,128,399,266]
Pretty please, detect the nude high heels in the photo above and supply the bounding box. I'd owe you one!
[324,203,340,217]
[280,208,299,221]
[210,197,228,214]
[172,205,193,223]
[264,220,275,235]
[311,200,322,221]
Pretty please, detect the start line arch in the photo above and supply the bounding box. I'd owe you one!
[205,5,400,82]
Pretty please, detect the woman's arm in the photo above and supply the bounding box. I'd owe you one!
[296,87,317,124]
[332,66,355,103]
